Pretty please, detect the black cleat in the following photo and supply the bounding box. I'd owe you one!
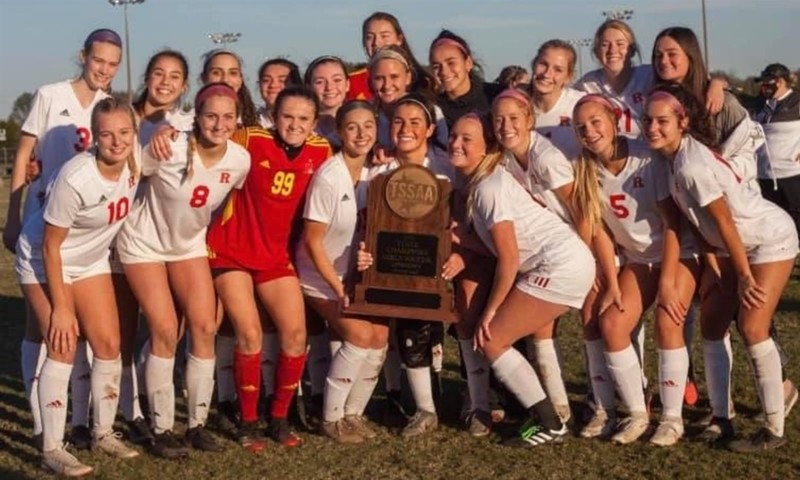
[186,425,224,452]
[150,431,189,459]
[126,417,155,446]
[69,425,92,451]
[728,428,786,453]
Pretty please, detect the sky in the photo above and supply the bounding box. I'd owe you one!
[0,0,797,117]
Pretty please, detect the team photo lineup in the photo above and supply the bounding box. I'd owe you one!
[2,5,800,478]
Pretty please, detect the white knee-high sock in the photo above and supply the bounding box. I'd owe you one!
[70,340,92,428]
[39,359,73,452]
[120,364,144,421]
[146,354,175,434]
[532,339,569,409]
[308,332,332,397]
[323,342,368,422]
[21,340,47,435]
[91,356,122,438]
[186,354,216,429]
[704,337,733,419]
[215,335,236,403]
[658,347,689,419]
[748,339,784,437]
[383,334,403,393]
[585,339,615,412]
[491,348,546,409]
[606,345,646,414]
[259,333,279,399]
[459,339,490,413]
[345,346,386,417]
[406,366,435,413]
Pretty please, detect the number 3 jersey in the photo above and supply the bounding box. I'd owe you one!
[116,133,251,263]
[22,80,109,215]
[206,127,332,271]
[15,152,140,281]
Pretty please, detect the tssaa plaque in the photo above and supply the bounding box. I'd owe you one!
[346,164,455,322]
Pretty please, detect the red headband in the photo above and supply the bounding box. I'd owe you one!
[492,88,531,109]
[431,38,469,57]
[574,94,618,116]
[195,84,238,108]
[647,91,687,117]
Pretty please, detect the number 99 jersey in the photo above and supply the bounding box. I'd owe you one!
[206,127,332,273]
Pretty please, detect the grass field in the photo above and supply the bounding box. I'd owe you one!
[1,179,799,479]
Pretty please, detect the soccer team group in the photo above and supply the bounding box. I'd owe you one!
[4,9,800,477]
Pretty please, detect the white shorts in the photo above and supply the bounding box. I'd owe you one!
[748,227,799,265]
[117,245,208,265]
[16,256,111,285]
[516,242,595,309]
[300,275,339,302]
[109,248,124,275]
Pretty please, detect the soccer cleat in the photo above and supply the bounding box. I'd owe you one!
[684,378,699,407]
[213,400,239,435]
[321,419,364,444]
[235,421,266,453]
[150,431,190,459]
[268,417,302,447]
[465,410,492,438]
[126,417,155,446]
[728,428,786,453]
[93,431,139,459]
[580,409,616,439]
[344,415,378,440]
[69,425,92,451]
[401,410,438,437]
[649,416,684,447]
[696,417,735,444]
[612,413,650,445]
[186,425,225,452]
[42,444,93,477]
[503,419,567,447]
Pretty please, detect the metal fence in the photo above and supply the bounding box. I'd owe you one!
[0,147,16,177]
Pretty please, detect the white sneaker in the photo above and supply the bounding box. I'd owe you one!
[580,409,616,439]
[612,412,650,444]
[649,416,684,447]
[92,431,140,459]
[42,444,93,477]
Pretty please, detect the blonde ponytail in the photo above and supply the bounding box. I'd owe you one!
[571,149,603,237]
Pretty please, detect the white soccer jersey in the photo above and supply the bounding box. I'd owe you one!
[502,131,574,224]
[116,134,250,263]
[574,65,653,139]
[296,153,370,300]
[596,140,673,264]
[470,167,594,308]
[22,80,109,215]
[535,87,586,159]
[15,152,140,281]
[669,135,797,260]
[138,108,195,147]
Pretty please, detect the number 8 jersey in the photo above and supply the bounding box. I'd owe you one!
[206,128,332,272]
[116,133,251,263]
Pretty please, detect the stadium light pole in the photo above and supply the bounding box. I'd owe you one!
[568,39,592,78]
[209,32,242,49]
[701,0,710,67]
[108,0,145,103]
[602,9,634,21]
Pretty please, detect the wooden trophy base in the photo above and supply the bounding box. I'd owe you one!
[347,284,456,323]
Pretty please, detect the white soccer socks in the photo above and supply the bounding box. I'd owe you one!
[748,338,784,436]
[658,347,689,419]
[345,346,386,417]
[459,339,490,413]
[324,342,369,422]
[39,359,73,452]
[91,356,122,438]
[704,336,733,419]
[585,339,615,412]
[146,354,175,434]
[532,339,569,412]
[491,348,546,409]
[186,354,215,429]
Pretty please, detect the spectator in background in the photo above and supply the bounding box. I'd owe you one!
[495,65,529,89]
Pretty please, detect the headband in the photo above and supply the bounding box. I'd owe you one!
[573,94,618,116]
[84,28,122,50]
[370,47,410,72]
[492,88,531,109]
[195,84,239,107]
[308,55,345,71]
[395,97,433,125]
[648,91,687,117]
[430,38,469,57]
